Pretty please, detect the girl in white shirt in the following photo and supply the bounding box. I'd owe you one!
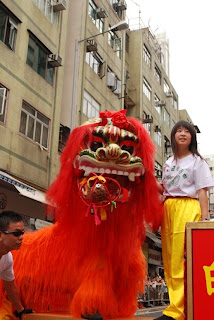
[155,120,214,320]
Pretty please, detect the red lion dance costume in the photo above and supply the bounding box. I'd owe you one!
[0,110,162,319]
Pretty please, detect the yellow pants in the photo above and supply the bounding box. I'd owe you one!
[161,198,201,320]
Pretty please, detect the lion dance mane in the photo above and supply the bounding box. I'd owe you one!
[0,110,162,318]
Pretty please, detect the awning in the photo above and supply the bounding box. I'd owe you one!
[0,170,47,204]
[146,230,162,248]
[35,219,53,230]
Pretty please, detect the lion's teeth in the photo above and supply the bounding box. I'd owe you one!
[84,167,92,176]
[128,172,135,181]
[141,167,145,175]
[82,166,141,181]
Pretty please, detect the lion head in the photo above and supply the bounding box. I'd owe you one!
[47,109,162,232]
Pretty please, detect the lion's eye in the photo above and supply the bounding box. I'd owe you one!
[90,142,103,152]
[121,145,134,155]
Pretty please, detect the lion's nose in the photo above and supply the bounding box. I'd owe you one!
[105,144,122,160]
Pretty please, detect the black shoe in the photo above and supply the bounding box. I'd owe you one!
[154,315,175,320]
[81,312,103,320]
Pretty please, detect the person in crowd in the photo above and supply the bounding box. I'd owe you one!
[0,211,33,319]
[155,120,214,320]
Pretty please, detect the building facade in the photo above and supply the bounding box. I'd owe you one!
[203,155,214,218]
[1,0,203,253]
[60,0,128,136]
[125,27,179,178]
[0,0,68,226]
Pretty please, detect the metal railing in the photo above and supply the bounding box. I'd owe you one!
[137,283,169,308]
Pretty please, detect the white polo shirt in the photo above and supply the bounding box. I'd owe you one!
[0,252,15,281]
[162,154,214,198]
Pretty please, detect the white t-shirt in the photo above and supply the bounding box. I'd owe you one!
[0,252,15,281]
[162,154,214,198]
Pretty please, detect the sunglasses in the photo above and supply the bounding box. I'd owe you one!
[1,230,25,237]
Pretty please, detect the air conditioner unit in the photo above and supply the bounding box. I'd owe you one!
[86,39,98,52]
[157,100,166,107]
[48,54,62,67]
[113,0,127,11]
[107,72,116,87]
[113,79,122,95]
[96,8,108,19]
[166,91,173,97]
[52,0,66,11]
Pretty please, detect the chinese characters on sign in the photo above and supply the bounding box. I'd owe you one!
[203,261,214,296]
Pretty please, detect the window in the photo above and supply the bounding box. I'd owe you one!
[86,52,105,78]
[155,161,162,179]
[143,112,151,135]
[19,101,50,149]
[108,26,121,59]
[164,136,171,157]
[173,94,178,110]
[32,0,59,27]
[143,78,151,101]
[58,124,70,154]
[163,108,170,126]
[154,130,162,147]
[83,90,100,118]
[154,94,161,115]
[154,64,161,83]
[88,0,104,33]
[143,44,151,67]
[0,3,18,51]
[164,79,170,93]
[0,84,8,123]
[26,35,54,85]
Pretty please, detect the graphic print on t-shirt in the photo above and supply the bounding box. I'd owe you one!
[164,165,188,191]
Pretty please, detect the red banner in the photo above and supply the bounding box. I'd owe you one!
[192,229,214,319]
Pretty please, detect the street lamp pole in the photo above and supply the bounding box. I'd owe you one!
[70,21,129,131]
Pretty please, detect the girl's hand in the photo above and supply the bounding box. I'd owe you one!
[157,181,164,194]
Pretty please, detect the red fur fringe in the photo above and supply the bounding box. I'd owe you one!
[0,118,163,318]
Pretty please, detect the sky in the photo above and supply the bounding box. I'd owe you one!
[126,0,214,156]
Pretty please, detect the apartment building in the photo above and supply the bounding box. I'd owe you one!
[125,27,180,178]
[60,1,182,178]
[0,0,68,225]
[203,155,214,218]
[59,0,128,144]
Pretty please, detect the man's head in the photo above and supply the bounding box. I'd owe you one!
[0,211,24,254]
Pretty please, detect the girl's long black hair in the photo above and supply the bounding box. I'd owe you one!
[171,120,202,159]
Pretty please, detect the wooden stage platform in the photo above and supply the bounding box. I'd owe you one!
[23,314,154,320]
